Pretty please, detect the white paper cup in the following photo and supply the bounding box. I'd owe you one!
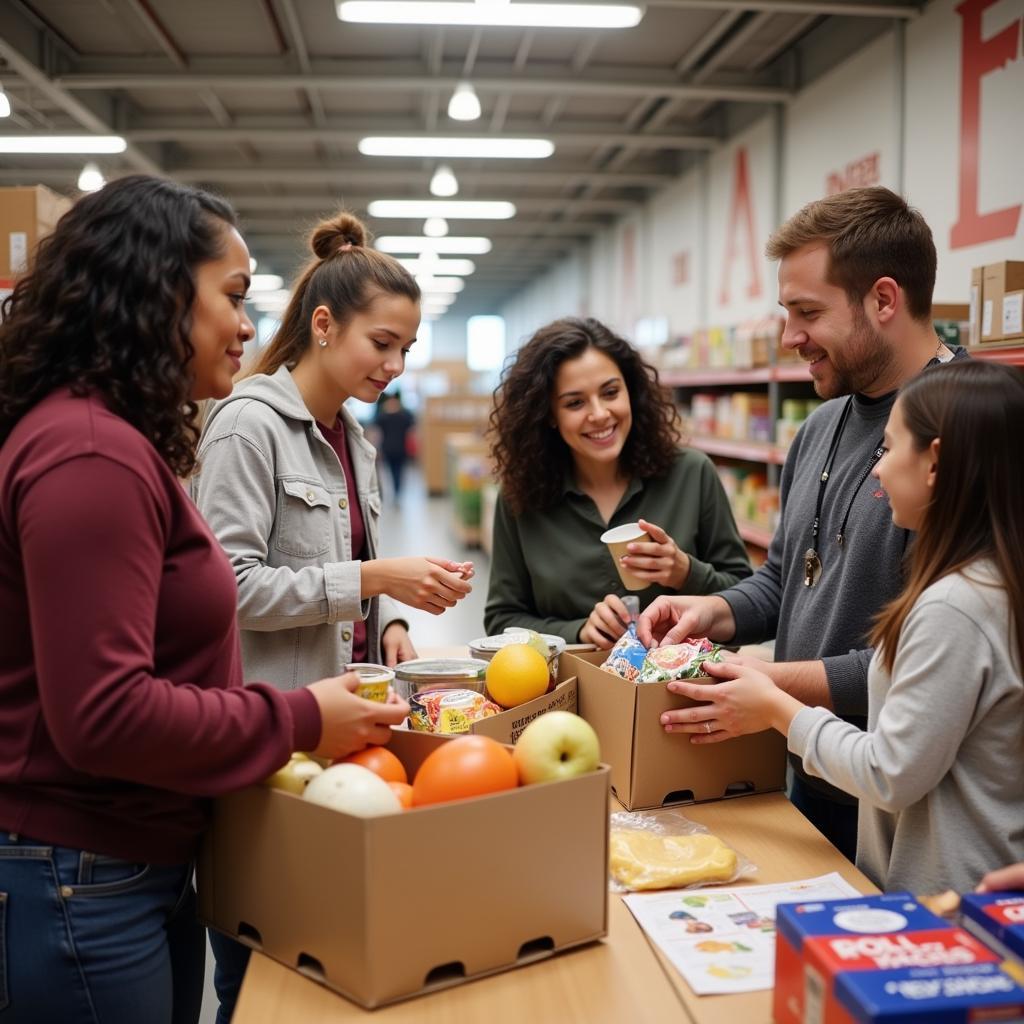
[600,522,651,591]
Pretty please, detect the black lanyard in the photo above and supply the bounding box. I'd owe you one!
[804,397,886,587]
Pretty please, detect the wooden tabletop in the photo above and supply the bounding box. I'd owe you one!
[233,646,875,1022]
[233,792,875,1024]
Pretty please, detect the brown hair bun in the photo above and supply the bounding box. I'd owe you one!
[310,211,368,259]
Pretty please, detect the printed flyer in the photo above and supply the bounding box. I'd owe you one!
[622,871,861,995]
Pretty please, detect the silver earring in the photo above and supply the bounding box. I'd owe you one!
[318,337,327,348]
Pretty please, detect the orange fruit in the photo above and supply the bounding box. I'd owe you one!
[387,781,414,809]
[485,644,550,709]
[411,736,518,806]
[334,745,408,785]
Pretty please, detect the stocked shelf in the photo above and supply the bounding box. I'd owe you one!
[688,435,789,465]
[736,521,775,549]
[968,343,1024,365]
[661,364,811,387]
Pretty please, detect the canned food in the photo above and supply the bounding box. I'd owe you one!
[408,688,502,734]
[467,629,567,690]
[393,658,489,700]
[346,662,394,703]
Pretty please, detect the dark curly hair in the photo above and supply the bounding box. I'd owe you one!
[0,174,237,476]
[489,317,681,516]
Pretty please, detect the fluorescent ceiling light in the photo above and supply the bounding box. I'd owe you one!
[377,235,492,254]
[0,135,127,154]
[249,257,258,272]
[423,217,449,238]
[448,82,481,122]
[77,162,105,193]
[338,2,643,29]
[359,137,553,159]
[400,257,475,276]
[429,164,459,198]
[369,200,514,219]
[249,274,285,292]
[416,276,465,294]
[0,86,10,120]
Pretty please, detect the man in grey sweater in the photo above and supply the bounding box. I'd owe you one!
[637,187,967,859]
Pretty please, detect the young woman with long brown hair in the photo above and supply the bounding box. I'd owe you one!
[485,316,751,647]
[664,360,1024,894]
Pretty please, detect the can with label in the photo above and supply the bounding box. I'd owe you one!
[345,662,394,703]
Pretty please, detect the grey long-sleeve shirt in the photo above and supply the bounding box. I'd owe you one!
[789,562,1024,894]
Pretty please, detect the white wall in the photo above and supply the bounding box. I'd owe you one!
[501,0,1024,333]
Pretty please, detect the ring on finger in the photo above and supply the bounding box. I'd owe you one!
[704,720,713,734]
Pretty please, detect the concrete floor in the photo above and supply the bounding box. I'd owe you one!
[198,463,487,1022]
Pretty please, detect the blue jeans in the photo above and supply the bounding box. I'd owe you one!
[208,930,250,1024]
[0,832,204,1024]
[789,775,859,863]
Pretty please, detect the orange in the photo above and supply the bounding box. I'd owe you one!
[334,745,408,785]
[411,735,518,806]
[387,781,414,809]
[485,644,550,709]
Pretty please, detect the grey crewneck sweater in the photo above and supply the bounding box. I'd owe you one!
[789,561,1024,893]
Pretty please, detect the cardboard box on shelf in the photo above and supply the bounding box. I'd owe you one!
[421,394,493,495]
[0,185,73,280]
[981,261,1024,343]
[969,267,984,345]
[1002,290,1023,342]
[559,651,786,811]
[198,728,609,1009]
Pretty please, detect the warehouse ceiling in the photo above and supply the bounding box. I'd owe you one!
[0,0,921,317]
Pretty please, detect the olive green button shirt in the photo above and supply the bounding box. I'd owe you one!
[484,448,753,643]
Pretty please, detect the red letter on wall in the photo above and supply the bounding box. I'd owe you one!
[950,0,1021,249]
[719,147,763,305]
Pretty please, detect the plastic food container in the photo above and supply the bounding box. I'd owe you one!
[393,658,489,701]
[408,688,502,734]
[467,629,567,690]
[345,662,394,703]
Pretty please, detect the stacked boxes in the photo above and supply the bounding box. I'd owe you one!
[0,185,72,281]
[774,892,1024,1024]
[960,892,1024,964]
[974,261,1024,345]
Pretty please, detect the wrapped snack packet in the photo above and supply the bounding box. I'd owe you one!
[601,596,648,682]
[637,638,723,683]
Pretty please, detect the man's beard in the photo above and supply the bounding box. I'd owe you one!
[816,306,898,399]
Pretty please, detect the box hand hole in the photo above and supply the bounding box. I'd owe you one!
[661,789,695,805]
[517,936,555,962]
[724,781,754,797]
[423,961,466,987]
[236,922,263,950]
[296,953,326,982]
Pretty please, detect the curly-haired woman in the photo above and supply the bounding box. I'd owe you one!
[485,317,751,648]
[0,176,407,1023]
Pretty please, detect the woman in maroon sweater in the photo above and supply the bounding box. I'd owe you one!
[0,176,408,1023]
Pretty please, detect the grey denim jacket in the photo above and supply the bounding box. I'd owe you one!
[192,366,404,690]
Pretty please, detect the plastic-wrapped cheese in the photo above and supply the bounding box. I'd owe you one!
[609,830,737,890]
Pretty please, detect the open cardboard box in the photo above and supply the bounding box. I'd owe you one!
[467,674,578,744]
[561,650,786,811]
[197,728,610,1009]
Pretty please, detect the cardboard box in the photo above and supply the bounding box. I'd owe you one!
[0,185,72,279]
[469,675,578,744]
[961,892,1024,962]
[804,927,999,1023]
[1002,289,1024,342]
[198,729,609,1008]
[560,651,786,811]
[773,892,947,1024]
[969,267,983,345]
[981,261,1024,343]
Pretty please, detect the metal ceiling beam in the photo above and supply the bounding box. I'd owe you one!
[647,0,918,15]
[122,123,718,150]
[0,12,162,176]
[164,166,673,188]
[58,69,791,104]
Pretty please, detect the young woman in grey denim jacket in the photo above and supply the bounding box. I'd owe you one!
[193,211,474,690]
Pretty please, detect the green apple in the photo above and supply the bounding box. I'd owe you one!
[264,755,323,795]
[513,711,601,785]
